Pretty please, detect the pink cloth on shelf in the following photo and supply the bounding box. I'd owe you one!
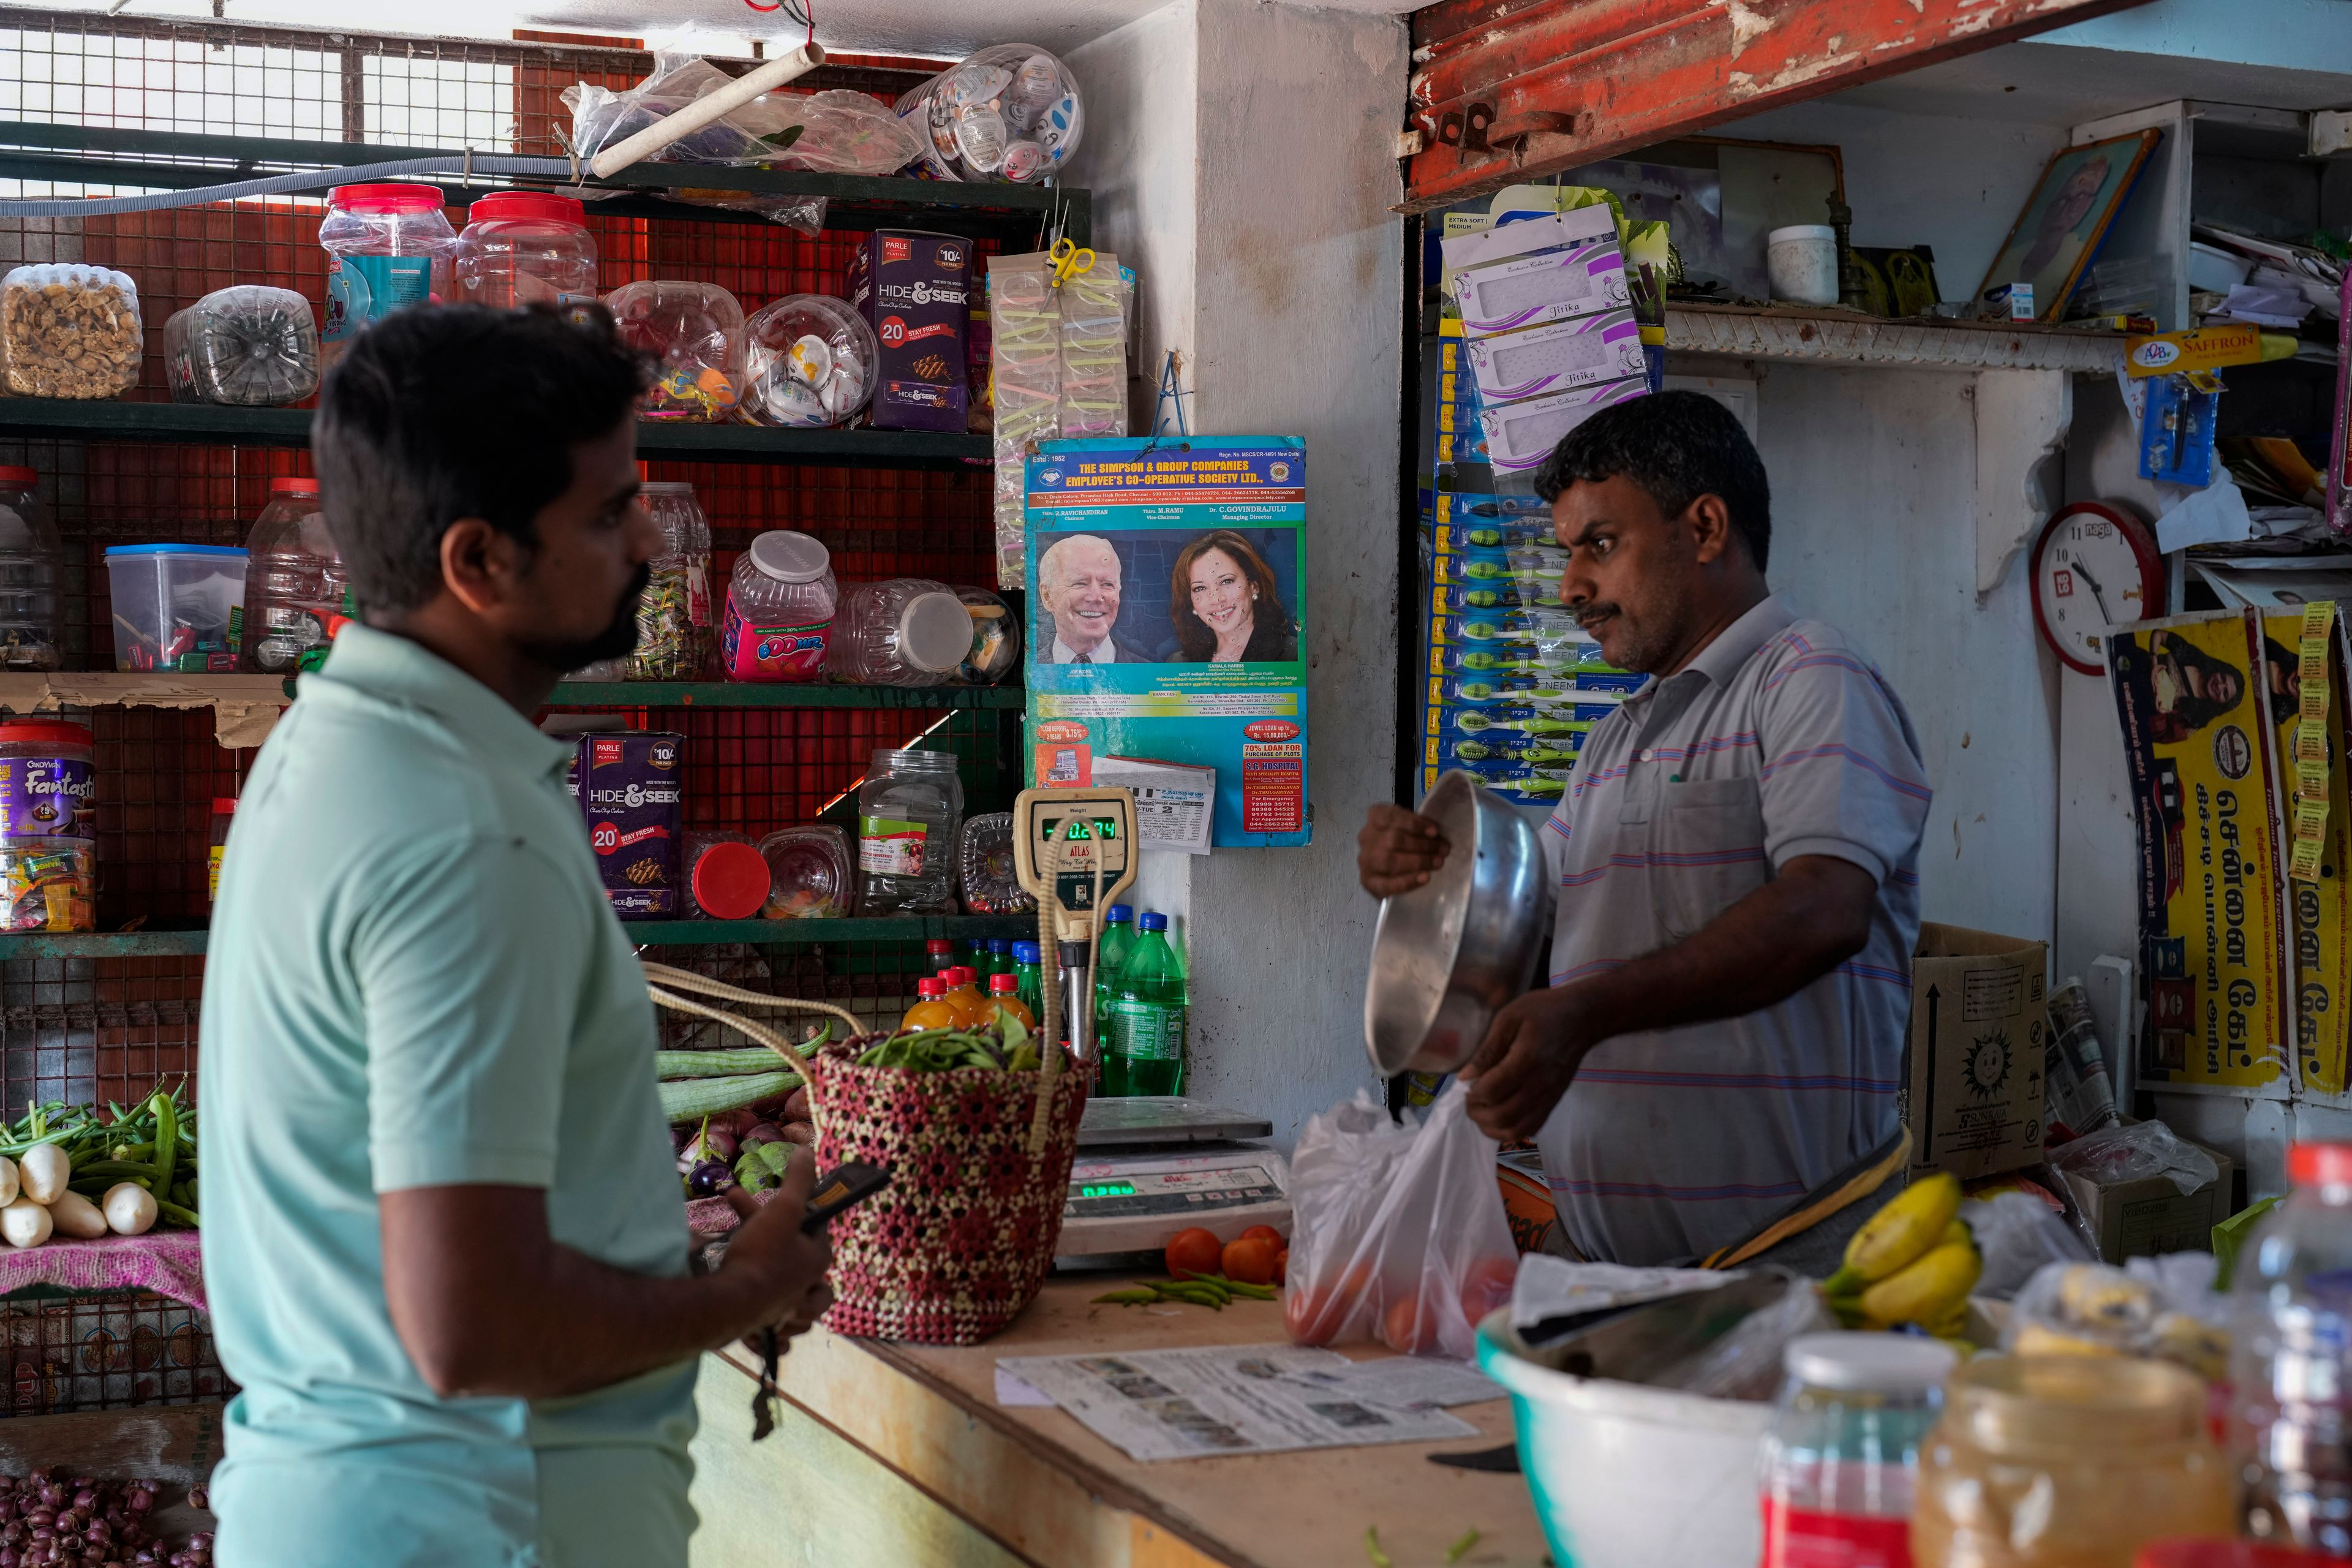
[0,1230,206,1311]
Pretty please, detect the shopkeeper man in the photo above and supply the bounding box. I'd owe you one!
[200,305,835,1568]
[1360,391,1932,1268]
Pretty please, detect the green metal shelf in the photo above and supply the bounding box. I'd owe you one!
[547,680,1023,709]
[0,120,1090,244]
[0,913,1038,962]
[0,401,989,467]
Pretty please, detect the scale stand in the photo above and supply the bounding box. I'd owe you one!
[1011,786,1139,1060]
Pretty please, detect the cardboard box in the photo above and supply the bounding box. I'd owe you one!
[1904,923,2049,1180]
[2056,1133,2235,1263]
[846,229,972,432]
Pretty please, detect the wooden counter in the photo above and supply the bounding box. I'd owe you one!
[687,1276,1551,1568]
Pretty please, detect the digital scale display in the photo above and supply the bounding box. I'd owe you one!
[1078,1181,1137,1198]
[1063,1162,1280,1219]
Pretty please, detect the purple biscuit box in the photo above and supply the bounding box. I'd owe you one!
[574,731,684,919]
[847,229,971,432]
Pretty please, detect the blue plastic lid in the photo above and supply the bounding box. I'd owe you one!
[1106,904,1134,922]
[1011,941,1041,963]
[1139,911,1167,932]
[103,544,249,559]
[987,938,1010,955]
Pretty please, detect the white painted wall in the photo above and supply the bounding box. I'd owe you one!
[1067,0,1408,1147]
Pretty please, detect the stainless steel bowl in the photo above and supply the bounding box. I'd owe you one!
[1363,771,1556,1076]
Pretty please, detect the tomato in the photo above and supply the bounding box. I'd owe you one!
[1165,1227,1223,1278]
[1458,1256,1518,1329]
[1239,1224,1284,1247]
[1285,1287,1333,1344]
[1273,1246,1289,1287]
[1382,1294,1444,1355]
[1222,1236,1279,1286]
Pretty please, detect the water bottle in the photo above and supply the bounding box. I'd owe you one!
[1105,911,1186,1097]
[2234,1142,2352,1554]
[1092,903,1136,1045]
[1011,941,1044,1023]
[241,478,348,674]
[985,937,1013,978]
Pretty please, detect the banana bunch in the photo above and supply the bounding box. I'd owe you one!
[1820,1173,1984,1336]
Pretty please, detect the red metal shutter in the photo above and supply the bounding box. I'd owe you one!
[1401,0,2155,214]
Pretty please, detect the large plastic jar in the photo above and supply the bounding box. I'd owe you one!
[2234,1142,2352,1553]
[625,481,712,680]
[826,578,977,686]
[104,545,247,672]
[854,748,963,914]
[0,468,62,671]
[1758,1333,1953,1568]
[1913,1355,2234,1567]
[454,191,599,310]
[319,184,457,366]
[0,720,94,844]
[720,531,837,682]
[241,478,349,674]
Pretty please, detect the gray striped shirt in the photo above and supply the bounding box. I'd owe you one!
[1538,595,1930,1264]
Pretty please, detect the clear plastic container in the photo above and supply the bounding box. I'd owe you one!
[104,544,247,672]
[453,191,598,309]
[2234,1142,2352,1555]
[956,585,1021,684]
[827,578,976,687]
[163,285,319,406]
[1,263,142,400]
[758,824,852,919]
[685,829,772,921]
[720,532,836,682]
[241,478,349,674]
[854,748,963,914]
[1914,1355,2234,1567]
[1758,1332,1953,1568]
[895,45,1085,184]
[0,839,91,932]
[0,720,94,845]
[956,812,1033,914]
[741,295,878,428]
[319,184,458,366]
[0,468,62,671]
[603,280,745,421]
[626,481,712,680]
[208,795,235,904]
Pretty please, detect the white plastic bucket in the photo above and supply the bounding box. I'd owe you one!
[1476,1308,1769,1567]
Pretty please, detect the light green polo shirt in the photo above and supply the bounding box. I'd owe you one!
[199,624,696,1568]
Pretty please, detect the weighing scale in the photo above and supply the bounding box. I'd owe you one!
[1056,1096,1294,1266]
[1011,785,1139,1059]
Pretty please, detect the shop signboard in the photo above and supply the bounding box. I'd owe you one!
[1023,437,1310,848]
[2107,610,2292,1093]
[2260,605,2352,1096]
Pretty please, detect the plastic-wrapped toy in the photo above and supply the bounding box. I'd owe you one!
[741,295,876,428]
[896,45,1084,184]
[604,281,745,421]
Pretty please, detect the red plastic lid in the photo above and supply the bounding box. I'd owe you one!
[269,477,319,497]
[2138,1543,2339,1567]
[2290,1143,2352,1186]
[947,966,976,986]
[330,183,447,213]
[211,797,237,815]
[989,972,1018,994]
[467,190,587,228]
[917,977,946,999]
[927,938,953,956]
[0,720,91,748]
[690,840,771,921]
[0,467,36,488]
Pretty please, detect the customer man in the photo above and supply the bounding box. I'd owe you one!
[201,306,835,1567]
[1038,532,1154,663]
[1360,393,1931,1267]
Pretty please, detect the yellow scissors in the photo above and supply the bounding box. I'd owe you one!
[1049,236,1096,290]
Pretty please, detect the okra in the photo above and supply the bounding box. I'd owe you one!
[1091,1289,1158,1306]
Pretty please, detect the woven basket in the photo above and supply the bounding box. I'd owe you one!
[802,1046,1088,1344]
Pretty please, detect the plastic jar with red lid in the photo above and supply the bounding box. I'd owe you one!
[454,192,598,310]
[320,183,457,365]
[242,477,348,674]
[208,796,236,903]
[0,467,61,671]
[685,832,773,921]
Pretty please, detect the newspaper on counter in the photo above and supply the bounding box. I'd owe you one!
[1511,1254,1737,1337]
[994,1343,1493,1462]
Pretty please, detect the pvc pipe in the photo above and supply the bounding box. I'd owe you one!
[587,43,826,179]
[0,156,576,218]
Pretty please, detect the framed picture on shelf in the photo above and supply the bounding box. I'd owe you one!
[1972,129,2160,322]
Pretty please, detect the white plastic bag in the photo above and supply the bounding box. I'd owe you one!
[1282,1084,1518,1359]
[1967,1189,2095,1301]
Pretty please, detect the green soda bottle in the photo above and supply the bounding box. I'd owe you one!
[1106,911,1186,1096]
[1092,903,1136,1045]
[1011,941,1045,1023]
[984,938,1012,978]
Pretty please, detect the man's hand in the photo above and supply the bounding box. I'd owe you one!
[1460,984,1596,1144]
[717,1147,834,1346]
[1359,804,1450,897]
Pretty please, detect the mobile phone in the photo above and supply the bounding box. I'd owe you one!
[800,1161,891,1233]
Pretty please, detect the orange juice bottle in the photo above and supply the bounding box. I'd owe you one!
[987,972,1036,1032]
[901,976,960,1031]
[941,966,989,1028]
